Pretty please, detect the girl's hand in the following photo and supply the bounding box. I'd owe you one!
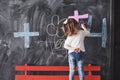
[81,24,86,29]
[74,48,80,53]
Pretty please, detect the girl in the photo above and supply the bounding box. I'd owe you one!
[62,18,90,80]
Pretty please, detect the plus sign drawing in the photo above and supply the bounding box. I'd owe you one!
[68,10,88,22]
[13,23,39,48]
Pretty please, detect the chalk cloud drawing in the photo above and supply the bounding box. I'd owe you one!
[46,15,66,49]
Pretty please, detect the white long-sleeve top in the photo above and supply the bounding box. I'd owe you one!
[64,30,90,53]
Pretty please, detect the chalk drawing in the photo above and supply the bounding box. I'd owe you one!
[68,10,89,22]
[14,23,39,48]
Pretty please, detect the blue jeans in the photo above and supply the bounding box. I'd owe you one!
[68,51,84,80]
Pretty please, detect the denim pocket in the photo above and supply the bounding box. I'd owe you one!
[69,52,84,61]
[70,52,76,57]
[77,53,83,61]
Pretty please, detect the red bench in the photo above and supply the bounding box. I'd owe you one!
[15,64,101,80]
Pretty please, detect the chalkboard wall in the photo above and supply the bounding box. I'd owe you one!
[0,0,112,80]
